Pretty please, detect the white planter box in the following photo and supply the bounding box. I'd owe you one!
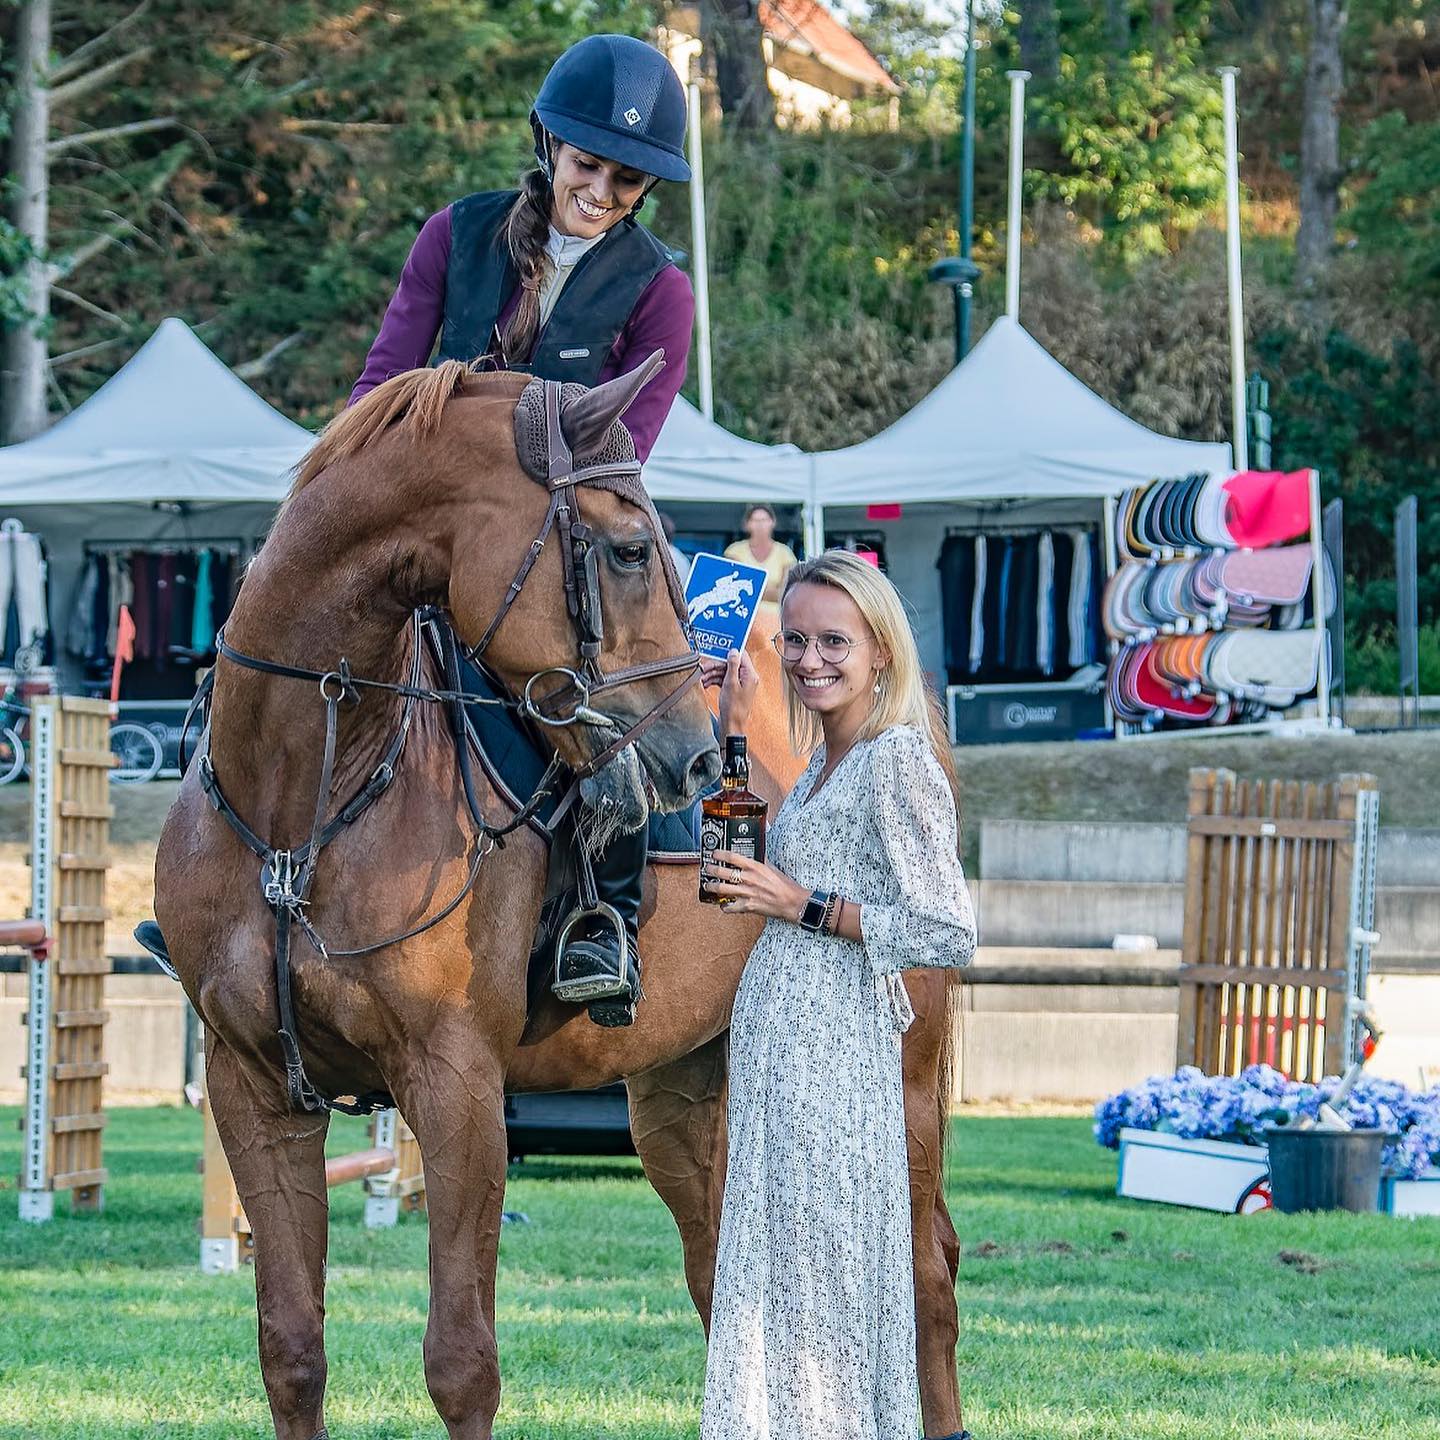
[1116,1127,1272,1213]
[1381,1166,1440,1218]
[1117,1130,1440,1217]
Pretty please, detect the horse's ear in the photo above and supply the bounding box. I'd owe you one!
[560,351,666,457]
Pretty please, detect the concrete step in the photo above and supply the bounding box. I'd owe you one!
[979,818,1440,888]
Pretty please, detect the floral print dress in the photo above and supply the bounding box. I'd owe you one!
[700,723,978,1440]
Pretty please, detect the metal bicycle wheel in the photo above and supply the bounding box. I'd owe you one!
[109,722,165,785]
[0,727,24,785]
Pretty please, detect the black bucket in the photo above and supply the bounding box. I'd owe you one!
[1264,1127,1387,1214]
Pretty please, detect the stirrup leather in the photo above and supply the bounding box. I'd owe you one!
[551,900,633,1003]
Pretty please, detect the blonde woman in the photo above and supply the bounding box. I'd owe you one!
[699,551,977,1440]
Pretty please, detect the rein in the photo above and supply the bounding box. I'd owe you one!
[197,376,701,1117]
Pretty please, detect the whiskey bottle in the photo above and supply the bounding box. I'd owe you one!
[699,735,768,905]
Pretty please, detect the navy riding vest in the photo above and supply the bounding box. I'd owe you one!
[439,190,673,387]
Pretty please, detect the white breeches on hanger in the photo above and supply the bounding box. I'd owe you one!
[0,530,49,654]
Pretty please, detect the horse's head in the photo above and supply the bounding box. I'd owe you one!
[443,357,720,837]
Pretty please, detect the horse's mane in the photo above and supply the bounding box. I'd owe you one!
[290,362,525,495]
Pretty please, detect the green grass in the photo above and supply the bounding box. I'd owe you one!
[1,1108,1438,1439]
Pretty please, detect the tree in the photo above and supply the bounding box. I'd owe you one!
[701,0,775,130]
[1105,0,1131,57]
[1,0,50,442]
[1018,0,1059,82]
[1296,0,1347,290]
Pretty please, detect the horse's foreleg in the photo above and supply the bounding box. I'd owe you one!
[398,1041,510,1440]
[625,1033,729,1333]
[207,1038,332,1440]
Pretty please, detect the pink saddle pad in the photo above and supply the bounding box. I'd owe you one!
[1219,546,1313,606]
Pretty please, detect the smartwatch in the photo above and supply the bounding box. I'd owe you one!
[798,889,831,933]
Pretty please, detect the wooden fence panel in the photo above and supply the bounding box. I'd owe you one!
[1176,765,1378,1079]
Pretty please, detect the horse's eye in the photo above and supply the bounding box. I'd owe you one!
[613,541,649,571]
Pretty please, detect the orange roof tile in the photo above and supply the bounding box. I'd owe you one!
[759,0,901,95]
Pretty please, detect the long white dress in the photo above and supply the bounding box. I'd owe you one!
[700,723,978,1440]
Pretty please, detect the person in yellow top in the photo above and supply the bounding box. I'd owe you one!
[724,503,798,611]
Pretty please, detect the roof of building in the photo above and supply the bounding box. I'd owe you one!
[759,0,901,95]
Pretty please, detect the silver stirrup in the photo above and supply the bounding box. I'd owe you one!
[551,900,633,1004]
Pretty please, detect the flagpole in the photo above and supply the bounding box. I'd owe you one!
[687,70,715,422]
[1005,69,1030,321]
[1219,66,1248,470]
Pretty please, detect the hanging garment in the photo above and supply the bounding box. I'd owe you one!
[67,556,100,658]
[1036,531,1055,675]
[168,552,198,655]
[154,553,176,657]
[130,552,153,659]
[89,552,110,662]
[968,535,987,675]
[0,525,49,657]
[1007,534,1041,674]
[991,537,1015,672]
[192,549,215,653]
[106,554,125,655]
[1068,530,1093,666]
[1222,470,1312,548]
[936,535,976,685]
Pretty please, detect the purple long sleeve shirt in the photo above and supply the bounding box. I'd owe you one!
[349,207,694,462]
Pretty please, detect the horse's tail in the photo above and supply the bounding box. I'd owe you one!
[935,968,964,1166]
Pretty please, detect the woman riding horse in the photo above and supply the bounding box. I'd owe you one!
[350,33,696,1027]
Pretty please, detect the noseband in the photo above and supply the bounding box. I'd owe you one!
[194,376,701,1115]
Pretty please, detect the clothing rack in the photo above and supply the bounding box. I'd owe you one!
[83,539,244,557]
[943,523,1096,539]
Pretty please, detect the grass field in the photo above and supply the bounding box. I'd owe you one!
[2,1109,1438,1439]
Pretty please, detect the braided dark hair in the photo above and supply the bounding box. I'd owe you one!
[498,161,554,367]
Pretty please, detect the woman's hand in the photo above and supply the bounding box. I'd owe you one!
[699,648,761,737]
[704,850,809,922]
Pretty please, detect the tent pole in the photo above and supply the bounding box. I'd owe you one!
[1102,495,1119,735]
[687,72,714,422]
[1005,70,1030,322]
[1219,66,1248,471]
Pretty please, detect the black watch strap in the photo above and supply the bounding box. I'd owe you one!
[798,888,829,933]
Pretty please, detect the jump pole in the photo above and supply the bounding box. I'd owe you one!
[20,696,112,1222]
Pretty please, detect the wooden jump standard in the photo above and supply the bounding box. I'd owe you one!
[18,697,113,1222]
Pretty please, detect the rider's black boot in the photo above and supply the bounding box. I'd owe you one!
[134,920,179,980]
[552,823,646,1028]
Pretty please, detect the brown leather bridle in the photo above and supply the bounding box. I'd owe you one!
[462,374,702,784]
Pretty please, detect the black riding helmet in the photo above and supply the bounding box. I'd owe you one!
[530,33,691,184]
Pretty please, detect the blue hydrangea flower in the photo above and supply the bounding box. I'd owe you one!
[1092,1069,1440,1179]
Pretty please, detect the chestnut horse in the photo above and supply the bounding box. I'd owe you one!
[155,361,965,1440]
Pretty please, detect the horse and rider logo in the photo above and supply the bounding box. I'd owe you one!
[683,552,769,659]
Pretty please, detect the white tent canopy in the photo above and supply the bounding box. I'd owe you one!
[644,395,809,503]
[0,317,315,504]
[810,316,1233,504]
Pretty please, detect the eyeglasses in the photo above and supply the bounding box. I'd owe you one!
[773,630,873,665]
